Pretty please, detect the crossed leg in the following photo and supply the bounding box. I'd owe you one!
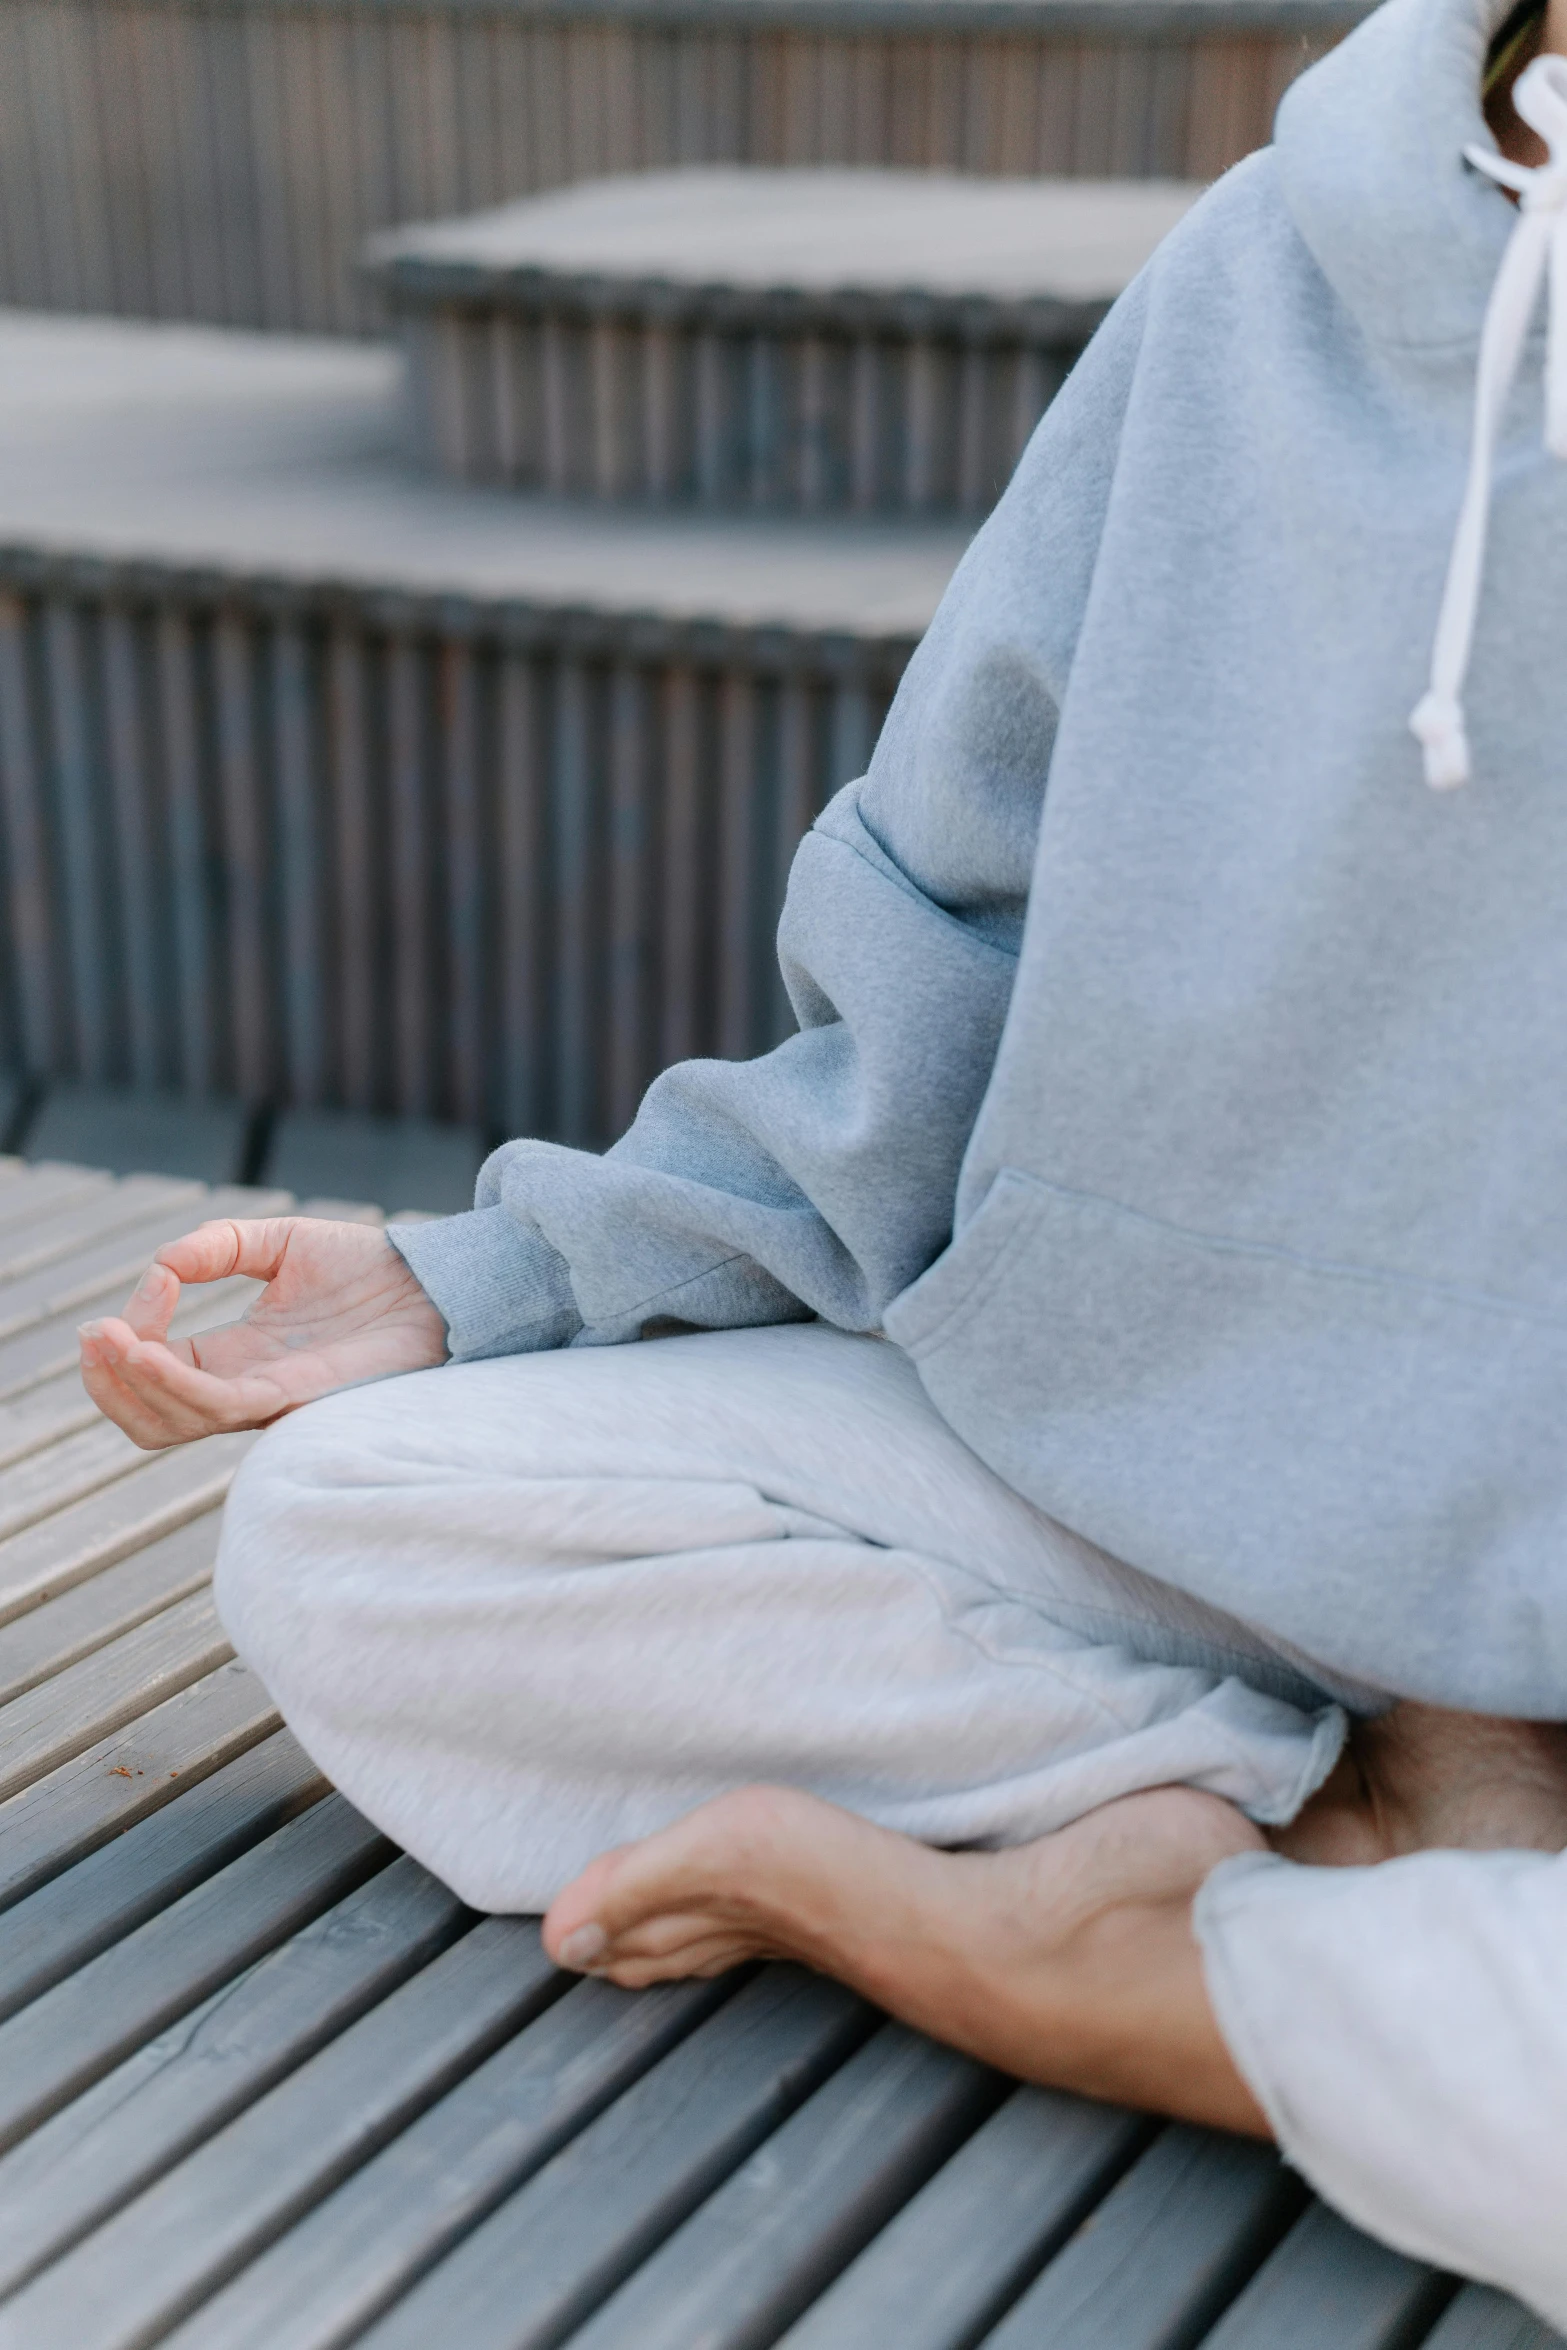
[542,1703,1567,2137]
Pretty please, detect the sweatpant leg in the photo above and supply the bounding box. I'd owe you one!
[1196,1848,1567,2328]
[216,1322,1344,1912]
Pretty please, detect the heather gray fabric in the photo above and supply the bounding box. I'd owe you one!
[215,1322,1346,1909]
[396,0,1567,1713]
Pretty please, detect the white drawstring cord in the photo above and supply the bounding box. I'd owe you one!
[1410,51,1567,789]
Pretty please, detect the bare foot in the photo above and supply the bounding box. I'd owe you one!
[1275,1704,1567,1866]
[543,1782,1270,2134]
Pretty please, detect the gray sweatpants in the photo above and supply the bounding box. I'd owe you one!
[215,1320,1349,1913]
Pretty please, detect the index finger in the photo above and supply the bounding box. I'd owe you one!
[151,1217,301,1290]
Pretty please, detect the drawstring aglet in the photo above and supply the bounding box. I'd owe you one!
[1410,689,1472,790]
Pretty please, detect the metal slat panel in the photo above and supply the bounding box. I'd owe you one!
[0,1917,563,2350]
[0,1431,250,1628]
[1198,2203,1454,2350]
[168,1974,736,2350]
[777,2087,1151,2350]
[0,1727,323,2021]
[358,1967,872,2350]
[0,1857,465,2304]
[0,1655,281,1915]
[0,1793,389,2159]
[564,2020,1000,2350]
[976,2126,1303,2350]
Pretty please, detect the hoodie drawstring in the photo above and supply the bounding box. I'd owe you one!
[1410,51,1567,789]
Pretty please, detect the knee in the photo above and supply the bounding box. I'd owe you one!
[214,1390,383,1677]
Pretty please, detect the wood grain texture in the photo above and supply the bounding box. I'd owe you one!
[980,2125,1305,2350]
[358,1968,873,2350]
[163,1974,736,2350]
[0,1794,389,2160]
[0,1857,462,2301]
[1200,2203,1457,2350]
[777,2086,1153,2350]
[0,1727,323,2023]
[0,1918,564,2350]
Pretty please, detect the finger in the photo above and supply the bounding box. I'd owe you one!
[151,1217,299,1291]
[114,1335,294,1432]
[118,1259,182,1344]
[80,1321,289,1439]
[79,1335,212,1449]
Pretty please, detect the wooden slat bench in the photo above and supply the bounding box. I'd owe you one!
[0,1156,1556,2350]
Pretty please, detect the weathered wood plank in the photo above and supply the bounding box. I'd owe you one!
[564,2020,1000,2350]
[1200,2203,1454,2350]
[0,1660,283,1915]
[168,1974,740,2350]
[0,1430,251,1628]
[358,1977,884,2350]
[0,1270,265,1408]
[0,1172,202,1286]
[0,1856,465,2301]
[977,2126,1305,2350]
[0,1366,109,1472]
[0,1162,113,1240]
[0,1506,219,1709]
[1422,2287,1566,2350]
[0,1417,145,1547]
[0,1726,323,2022]
[777,2087,1152,2350]
[0,1182,291,1349]
[0,1917,566,2350]
[0,1793,389,2159]
[0,1585,232,1802]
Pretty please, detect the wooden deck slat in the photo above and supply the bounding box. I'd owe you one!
[1423,2288,1566,2350]
[0,1658,281,1913]
[0,1857,465,2302]
[0,1367,114,1471]
[0,1794,389,2159]
[0,1431,251,1628]
[0,1508,218,1709]
[0,1729,324,2023]
[0,1586,233,1801]
[0,1417,146,1546]
[776,2087,1151,2350]
[0,1917,565,2350]
[357,1969,874,2350]
[0,1192,273,1345]
[0,1163,115,1239]
[0,1173,203,1286]
[160,1974,738,2350]
[977,2126,1305,2350]
[563,2021,1001,2350]
[1199,2204,1456,2350]
[0,1271,267,1409]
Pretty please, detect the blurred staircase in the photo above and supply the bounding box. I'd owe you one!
[0,156,1190,1166]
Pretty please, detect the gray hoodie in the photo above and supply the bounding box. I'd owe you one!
[396,0,1567,1716]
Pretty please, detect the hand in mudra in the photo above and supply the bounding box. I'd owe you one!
[78,1217,449,1450]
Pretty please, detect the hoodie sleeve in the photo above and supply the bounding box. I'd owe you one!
[392,278,1148,1363]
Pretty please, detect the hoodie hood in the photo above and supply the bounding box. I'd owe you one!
[1277,0,1518,352]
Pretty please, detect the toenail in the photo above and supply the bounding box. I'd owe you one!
[557,1924,608,1970]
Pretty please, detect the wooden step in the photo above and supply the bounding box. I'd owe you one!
[368,170,1200,514]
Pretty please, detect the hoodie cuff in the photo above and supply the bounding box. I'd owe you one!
[388,1205,583,1361]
